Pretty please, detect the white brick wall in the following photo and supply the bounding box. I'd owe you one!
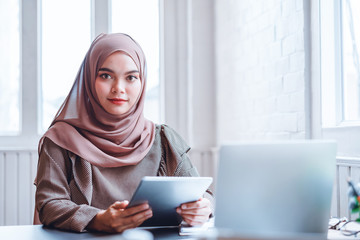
[215,0,306,142]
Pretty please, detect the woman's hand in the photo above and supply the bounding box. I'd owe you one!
[87,200,152,233]
[176,198,212,226]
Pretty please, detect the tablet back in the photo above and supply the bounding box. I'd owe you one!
[215,140,336,239]
[128,176,212,227]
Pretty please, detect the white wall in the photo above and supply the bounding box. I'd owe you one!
[162,0,217,149]
[215,0,309,142]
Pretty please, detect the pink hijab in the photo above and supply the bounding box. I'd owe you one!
[39,33,155,168]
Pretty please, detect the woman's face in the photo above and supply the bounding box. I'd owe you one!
[95,52,142,115]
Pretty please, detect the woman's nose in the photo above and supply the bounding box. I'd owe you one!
[112,79,125,94]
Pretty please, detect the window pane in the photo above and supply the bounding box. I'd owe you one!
[0,0,20,135]
[111,0,160,123]
[41,0,91,133]
[320,1,338,127]
[342,0,360,121]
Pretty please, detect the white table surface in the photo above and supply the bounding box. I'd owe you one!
[0,225,357,240]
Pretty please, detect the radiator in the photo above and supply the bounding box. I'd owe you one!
[0,149,38,226]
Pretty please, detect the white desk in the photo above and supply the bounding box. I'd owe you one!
[0,225,184,240]
[0,225,356,240]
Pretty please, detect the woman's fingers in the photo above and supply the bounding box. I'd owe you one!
[123,209,152,226]
[112,208,153,232]
[112,200,129,209]
[108,202,152,231]
[88,201,153,233]
[177,198,211,217]
[180,198,210,210]
[181,214,208,226]
[177,205,211,215]
[120,203,151,217]
[176,198,212,226]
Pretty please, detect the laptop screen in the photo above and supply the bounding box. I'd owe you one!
[215,140,336,239]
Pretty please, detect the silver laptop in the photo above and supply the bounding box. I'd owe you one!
[215,140,336,240]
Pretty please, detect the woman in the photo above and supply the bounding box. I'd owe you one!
[35,33,213,233]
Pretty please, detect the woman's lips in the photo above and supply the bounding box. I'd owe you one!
[108,98,128,105]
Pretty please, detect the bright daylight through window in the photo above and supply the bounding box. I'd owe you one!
[321,0,360,127]
[41,0,91,133]
[0,0,20,135]
[342,0,360,121]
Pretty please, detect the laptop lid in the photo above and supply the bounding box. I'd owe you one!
[215,140,336,240]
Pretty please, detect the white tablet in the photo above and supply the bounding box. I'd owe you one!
[127,176,212,227]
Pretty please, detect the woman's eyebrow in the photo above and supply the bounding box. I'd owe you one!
[98,67,114,73]
[125,70,140,75]
[98,68,139,75]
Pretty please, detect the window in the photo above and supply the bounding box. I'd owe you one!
[0,0,20,135]
[321,0,360,127]
[0,0,161,147]
[341,0,360,122]
[111,0,160,123]
[41,0,91,132]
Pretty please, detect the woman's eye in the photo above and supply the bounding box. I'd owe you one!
[99,73,112,79]
[127,75,139,81]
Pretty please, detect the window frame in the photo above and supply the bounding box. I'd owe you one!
[0,0,40,149]
[321,0,360,158]
[319,0,360,128]
[311,0,360,158]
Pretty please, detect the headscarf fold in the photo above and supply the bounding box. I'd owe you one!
[39,33,155,167]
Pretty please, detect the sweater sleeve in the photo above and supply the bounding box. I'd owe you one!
[35,138,100,232]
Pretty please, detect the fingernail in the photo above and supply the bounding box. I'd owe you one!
[182,205,187,209]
